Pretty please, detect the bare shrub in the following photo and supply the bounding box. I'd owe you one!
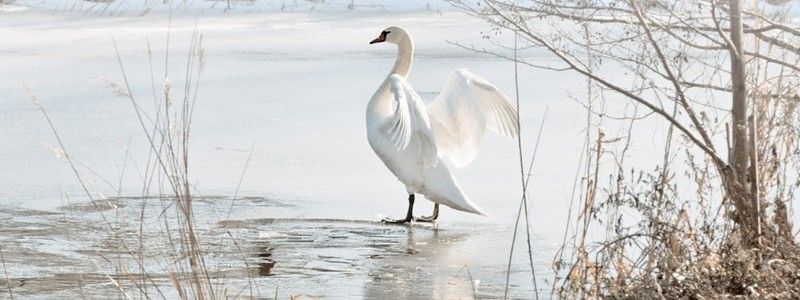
[450,0,800,297]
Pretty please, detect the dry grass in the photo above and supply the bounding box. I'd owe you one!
[22,25,262,299]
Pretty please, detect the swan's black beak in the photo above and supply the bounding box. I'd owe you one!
[369,36,385,44]
[370,30,390,44]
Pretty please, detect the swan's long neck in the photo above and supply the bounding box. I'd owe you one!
[390,38,413,78]
[367,35,415,124]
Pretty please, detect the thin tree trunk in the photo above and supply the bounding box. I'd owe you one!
[729,0,762,241]
[729,0,748,181]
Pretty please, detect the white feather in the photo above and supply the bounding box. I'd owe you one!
[427,69,519,167]
[382,74,438,168]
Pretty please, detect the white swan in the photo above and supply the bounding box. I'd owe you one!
[367,26,519,223]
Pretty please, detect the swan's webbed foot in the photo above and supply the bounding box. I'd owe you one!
[413,216,436,223]
[414,203,439,223]
[381,194,416,225]
[381,217,413,224]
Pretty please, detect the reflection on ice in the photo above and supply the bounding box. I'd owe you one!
[255,243,275,276]
[237,218,481,298]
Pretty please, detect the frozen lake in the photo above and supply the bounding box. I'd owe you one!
[0,2,611,298]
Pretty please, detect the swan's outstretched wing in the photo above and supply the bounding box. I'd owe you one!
[427,69,519,167]
[383,74,438,167]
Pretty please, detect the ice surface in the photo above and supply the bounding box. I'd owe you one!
[0,2,584,298]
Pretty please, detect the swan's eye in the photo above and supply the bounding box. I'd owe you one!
[382,30,390,36]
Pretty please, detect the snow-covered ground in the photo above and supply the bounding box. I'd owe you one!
[0,1,632,298]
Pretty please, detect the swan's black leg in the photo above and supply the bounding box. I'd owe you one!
[415,203,439,223]
[382,194,415,224]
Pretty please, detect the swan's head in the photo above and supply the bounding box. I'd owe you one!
[369,26,410,45]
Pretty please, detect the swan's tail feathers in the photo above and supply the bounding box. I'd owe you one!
[421,160,485,216]
[442,193,485,216]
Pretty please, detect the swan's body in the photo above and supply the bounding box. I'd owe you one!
[367,26,519,222]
